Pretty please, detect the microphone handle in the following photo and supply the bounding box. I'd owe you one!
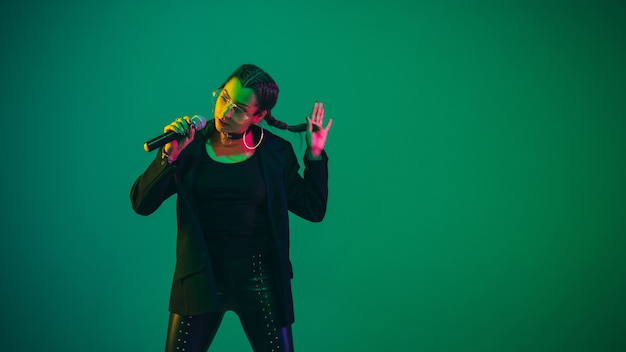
[143,115,206,152]
[143,131,180,152]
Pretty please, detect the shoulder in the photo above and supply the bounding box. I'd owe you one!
[255,125,293,152]
[255,126,301,173]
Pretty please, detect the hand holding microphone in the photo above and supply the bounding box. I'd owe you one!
[143,115,207,163]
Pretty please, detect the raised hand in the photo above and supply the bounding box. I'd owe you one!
[306,102,333,158]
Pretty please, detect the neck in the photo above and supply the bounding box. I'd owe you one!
[216,127,250,146]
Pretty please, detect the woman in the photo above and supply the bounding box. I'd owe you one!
[130,64,332,352]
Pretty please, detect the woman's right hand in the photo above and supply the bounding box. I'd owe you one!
[163,116,196,162]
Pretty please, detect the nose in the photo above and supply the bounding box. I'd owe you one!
[221,103,234,119]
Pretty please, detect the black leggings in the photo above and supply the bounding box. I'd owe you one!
[165,253,294,352]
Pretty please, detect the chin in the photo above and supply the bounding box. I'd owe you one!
[214,118,229,131]
[215,119,243,133]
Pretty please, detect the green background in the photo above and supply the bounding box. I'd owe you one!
[1,0,624,351]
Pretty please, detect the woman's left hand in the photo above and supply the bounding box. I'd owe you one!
[306,102,333,158]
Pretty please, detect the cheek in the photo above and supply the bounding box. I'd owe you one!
[253,110,266,123]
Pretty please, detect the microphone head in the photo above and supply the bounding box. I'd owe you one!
[191,115,207,130]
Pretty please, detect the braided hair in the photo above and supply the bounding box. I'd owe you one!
[220,64,307,132]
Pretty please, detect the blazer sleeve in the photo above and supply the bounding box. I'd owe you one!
[130,150,178,216]
[284,147,329,222]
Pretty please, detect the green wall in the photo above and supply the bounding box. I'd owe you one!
[1,0,624,351]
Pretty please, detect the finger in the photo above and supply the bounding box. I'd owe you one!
[178,116,191,135]
[176,117,190,135]
[164,119,185,135]
[308,117,321,132]
[318,103,324,123]
[311,102,318,121]
[172,118,183,134]
[324,118,333,132]
[183,115,192,132]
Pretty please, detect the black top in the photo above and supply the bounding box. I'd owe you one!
[193,147,270,258]
[130,122,329,321]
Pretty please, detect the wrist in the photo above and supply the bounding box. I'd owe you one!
[162,150,178,164]
[306,148,323,160]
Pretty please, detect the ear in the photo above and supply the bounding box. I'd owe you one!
[252,110,267,124]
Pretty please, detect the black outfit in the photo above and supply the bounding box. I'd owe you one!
[130,121,328,351]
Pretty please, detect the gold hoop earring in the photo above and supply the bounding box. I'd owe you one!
[243,128,264,150]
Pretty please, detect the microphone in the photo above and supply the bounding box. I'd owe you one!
[143,115,207,152]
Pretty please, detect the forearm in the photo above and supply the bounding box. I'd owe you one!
[130,152,177,215]
[289,150,328,222]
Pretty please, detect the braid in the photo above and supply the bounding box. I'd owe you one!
[264,114,307,132]
[264,114,288,130]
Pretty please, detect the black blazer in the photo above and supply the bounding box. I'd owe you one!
[130,122,328,324]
